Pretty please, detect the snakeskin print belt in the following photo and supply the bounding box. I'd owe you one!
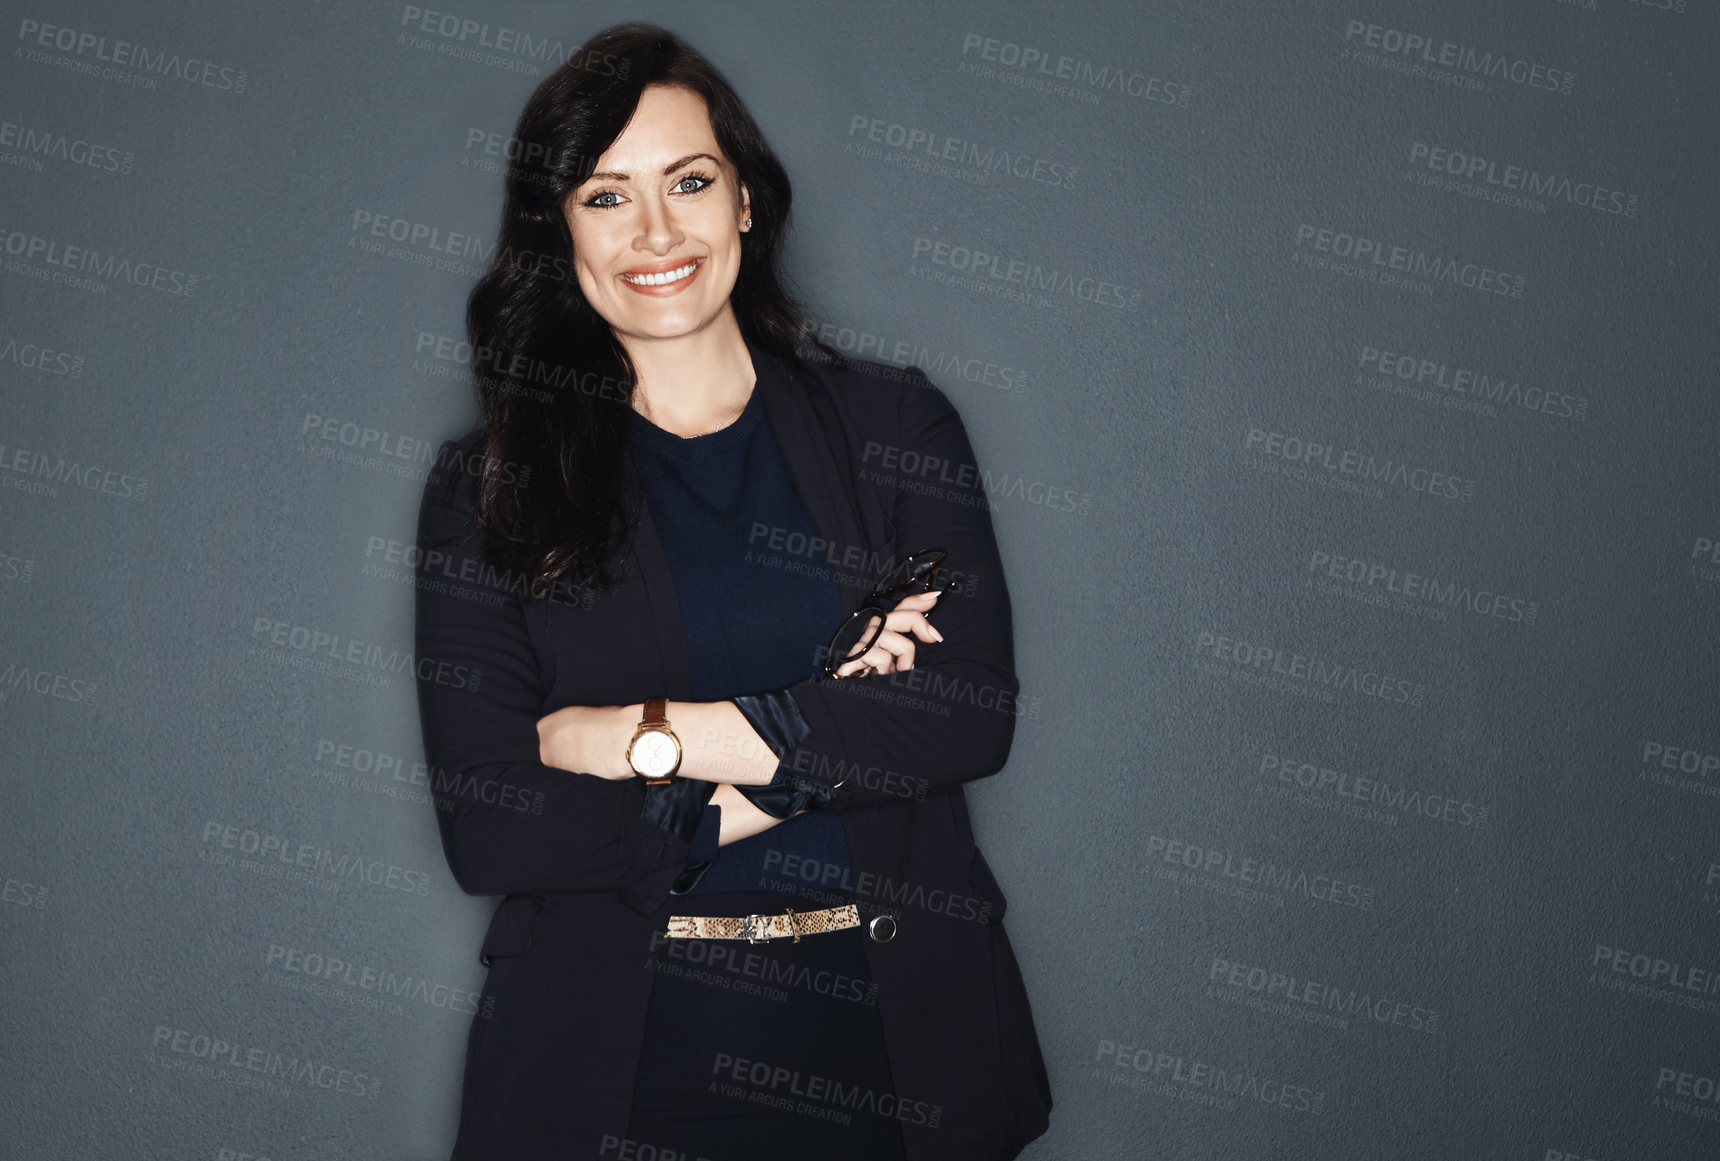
[665,902,860,944]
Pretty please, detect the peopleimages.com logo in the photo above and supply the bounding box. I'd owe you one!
[15,18,250,92]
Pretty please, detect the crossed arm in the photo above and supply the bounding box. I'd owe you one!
[533,587,946,848]
[538,700,780,847]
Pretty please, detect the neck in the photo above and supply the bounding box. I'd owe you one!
[618,310,757,438]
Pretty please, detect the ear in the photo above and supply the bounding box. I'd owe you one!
[739,181,751,226]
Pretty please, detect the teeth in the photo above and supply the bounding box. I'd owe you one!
[622,261,698,286]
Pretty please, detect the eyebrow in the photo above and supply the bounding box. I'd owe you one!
[584,152,721,182]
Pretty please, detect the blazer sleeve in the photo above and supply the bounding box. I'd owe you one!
[411,439,700,903]
[741,369,1021,813]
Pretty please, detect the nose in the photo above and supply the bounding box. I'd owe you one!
[633,192,682,255]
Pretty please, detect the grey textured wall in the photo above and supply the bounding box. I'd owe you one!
[3,2,1717,1158]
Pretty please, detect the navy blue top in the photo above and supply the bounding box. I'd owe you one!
[627,376,852,895]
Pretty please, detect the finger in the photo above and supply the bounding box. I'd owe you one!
[832,643,880,677]
[881,608,944,643]
[862,628,917,673]
[832,655,874,679]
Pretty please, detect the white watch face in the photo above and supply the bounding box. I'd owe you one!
[632,730,680,777]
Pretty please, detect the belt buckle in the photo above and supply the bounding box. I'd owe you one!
[742,908,803,943]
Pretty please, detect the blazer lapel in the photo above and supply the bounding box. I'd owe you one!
[751,339,878,619]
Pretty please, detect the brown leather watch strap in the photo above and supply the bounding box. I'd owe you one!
[630,697,680,785]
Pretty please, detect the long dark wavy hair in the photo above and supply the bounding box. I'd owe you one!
[464,22,844,598]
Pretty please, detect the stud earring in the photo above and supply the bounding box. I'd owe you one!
[744,216,752,229]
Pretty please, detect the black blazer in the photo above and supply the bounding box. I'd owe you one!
[413,338,1053,1161]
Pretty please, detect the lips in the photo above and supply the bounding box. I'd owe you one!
[619,258,702,287]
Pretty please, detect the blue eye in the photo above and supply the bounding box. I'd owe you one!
[580,172,714,210]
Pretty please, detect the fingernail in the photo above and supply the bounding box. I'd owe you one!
[932,628,945,641]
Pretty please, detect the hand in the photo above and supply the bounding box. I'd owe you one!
[831,590,944,678]
[536,704,635,780]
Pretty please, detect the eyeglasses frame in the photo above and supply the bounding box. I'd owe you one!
[821,548,957,680]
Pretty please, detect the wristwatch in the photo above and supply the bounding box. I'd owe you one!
[626,697,683,785]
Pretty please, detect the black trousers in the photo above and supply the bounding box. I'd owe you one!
[626,890,909,1161]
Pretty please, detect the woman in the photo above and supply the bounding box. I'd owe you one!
[413,23,1051,1161]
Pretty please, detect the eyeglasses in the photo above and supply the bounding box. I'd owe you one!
[822,549,957,680]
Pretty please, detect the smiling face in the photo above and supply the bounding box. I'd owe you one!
[562,84,751,346]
